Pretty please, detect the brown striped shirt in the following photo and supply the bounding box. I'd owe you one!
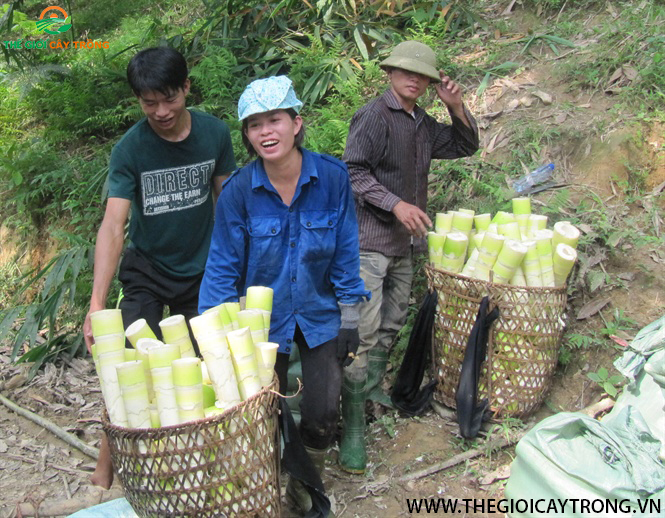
[343,89,479,256]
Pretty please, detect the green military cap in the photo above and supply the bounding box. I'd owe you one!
[379,40,440,82]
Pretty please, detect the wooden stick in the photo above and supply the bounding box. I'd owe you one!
[398,432,525,483]
[579,397,615,418]
[399,396,615,483]
[0,392,99,460]
[17,488,125,517]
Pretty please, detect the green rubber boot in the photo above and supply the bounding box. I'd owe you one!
[286,446,336,516]
[339,376,367,474]
[365,349,394,408]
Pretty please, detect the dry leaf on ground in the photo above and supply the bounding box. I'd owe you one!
[577,296,612,320]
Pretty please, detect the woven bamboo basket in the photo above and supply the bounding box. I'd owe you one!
[102,378,280,517]
[425,265,567,417]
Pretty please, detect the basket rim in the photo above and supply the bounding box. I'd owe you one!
[424,263,568,293]
[102,375,278,435]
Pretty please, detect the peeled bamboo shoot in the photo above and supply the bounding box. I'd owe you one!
[552,221,580,249]
[116,360,152,428]
[435,212,454,234]
[125,319,157,348]
[440,232,468,273]
[89,309,124,338]
[553,243,577,286]
[245,286,274,312]
[492,240,527,284]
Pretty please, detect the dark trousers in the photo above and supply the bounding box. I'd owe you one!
[117,247,202,352]
[275,326,342,450]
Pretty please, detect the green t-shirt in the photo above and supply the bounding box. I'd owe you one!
[107,110,236,278]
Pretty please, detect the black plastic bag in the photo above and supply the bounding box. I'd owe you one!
[391,290,438,416]
[279,398,331,518]
[456,296,500,439]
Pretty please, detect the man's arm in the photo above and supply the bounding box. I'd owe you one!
[211,119,237,208]
[435,72,472,127]
[431,71,480,158]
[83,198,130,352]
[212,174,228,208]
[344,108,431,238]
[343,110,401,213]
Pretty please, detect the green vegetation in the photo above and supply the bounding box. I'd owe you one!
[0,0,663,379]
[587,367,624,399]
[559,308,638,366]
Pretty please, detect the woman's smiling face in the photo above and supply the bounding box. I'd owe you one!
[244,109,303,162]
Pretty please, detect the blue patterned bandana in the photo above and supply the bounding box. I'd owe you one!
[238,76,303,121]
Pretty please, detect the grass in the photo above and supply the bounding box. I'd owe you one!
[559,308,638,366]
[559,1,665,108]
[0,259,22,309]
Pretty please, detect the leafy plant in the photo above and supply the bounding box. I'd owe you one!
[26,61,130,139]
[476,62,521,97]
[189,46,244,116]
[376,414,397,438]
[0,0,29,66]
[0,138,108,238]
[559,332,596,365]
[599,308,637,339]
[486,416,524,441]
[306,67,384,157]
[0,1,40,38]
[287,30,368,105]
[169,0,476,106]
[449,434,480,452]
[587,367,624,398]
[518,32,576,56]
[0,243,92,379]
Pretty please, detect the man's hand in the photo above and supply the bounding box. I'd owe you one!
[392,201,432,238]
[434,71,473,129]
[83,302,104,353]
[434,71,464,111]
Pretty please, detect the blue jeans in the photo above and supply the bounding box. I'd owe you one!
[345,251,413,382]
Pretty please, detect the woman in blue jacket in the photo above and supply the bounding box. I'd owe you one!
[199,76,368,515]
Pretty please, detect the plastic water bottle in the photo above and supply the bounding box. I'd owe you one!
[513,163,555,194]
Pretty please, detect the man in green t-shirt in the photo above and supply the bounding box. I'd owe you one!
[82,46,236,489]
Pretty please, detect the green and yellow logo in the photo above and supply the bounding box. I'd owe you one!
[36,6,72,35]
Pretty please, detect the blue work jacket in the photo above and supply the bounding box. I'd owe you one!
[199,149,369,354]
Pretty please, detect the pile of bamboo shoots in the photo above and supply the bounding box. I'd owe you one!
[427,199,580,287]
[89,286,277,429]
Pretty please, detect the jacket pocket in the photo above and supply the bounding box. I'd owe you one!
[299,210,338,262]
[247,216,282,268]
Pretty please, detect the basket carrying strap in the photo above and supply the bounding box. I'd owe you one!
[390,290,438,416]
[279,398,331,518]
[456,296,500,439]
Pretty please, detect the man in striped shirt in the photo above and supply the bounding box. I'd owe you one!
[340,40,479,474]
